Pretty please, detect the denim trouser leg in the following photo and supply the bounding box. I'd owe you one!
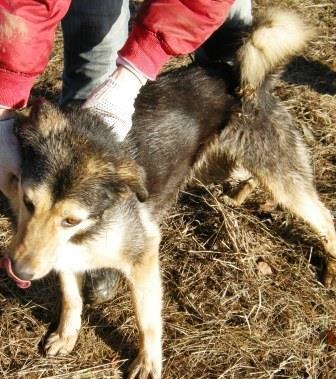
[60,0,129,105]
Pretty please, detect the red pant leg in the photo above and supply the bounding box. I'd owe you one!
[0,0,70,108]
[119,0,234,79]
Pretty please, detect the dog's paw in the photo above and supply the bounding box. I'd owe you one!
[44,332,78,356]
[221,194,239,207]
[128,353,161,379]
[323,259,336,288]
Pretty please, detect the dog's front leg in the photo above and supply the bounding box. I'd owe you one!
[45,271,83,356]
[127,250,162,379]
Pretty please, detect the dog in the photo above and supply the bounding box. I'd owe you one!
[1,9,335,379]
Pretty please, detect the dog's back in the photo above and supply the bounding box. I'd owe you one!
[127,65,236,213]
[124,9,313,216]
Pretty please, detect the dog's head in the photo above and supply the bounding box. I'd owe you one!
[5,101,148,285]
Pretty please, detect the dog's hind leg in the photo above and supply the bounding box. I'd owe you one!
[127,246,162,379]
[222,95,336,284]
[231,176,257,205]
[194,144,257,205]
[45,272,83,355]
[260,175,336,286]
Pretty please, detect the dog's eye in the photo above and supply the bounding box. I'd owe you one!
[62,217,81,227]
[23,194,35,214]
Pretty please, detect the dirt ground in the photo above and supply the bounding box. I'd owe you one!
[1,0,336,378]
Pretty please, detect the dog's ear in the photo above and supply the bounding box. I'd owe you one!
[115,160,148,202]
[26,98,67,136]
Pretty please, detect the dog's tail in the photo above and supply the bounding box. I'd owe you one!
[238,9,312,90]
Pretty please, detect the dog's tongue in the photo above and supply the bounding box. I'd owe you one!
[0,256,31,289]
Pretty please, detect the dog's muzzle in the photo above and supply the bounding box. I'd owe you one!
[0,256,31,289]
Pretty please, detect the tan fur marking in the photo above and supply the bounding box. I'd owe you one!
[24,184,53,214]
[45,272,83,356]
[116,160,148,202]
[85,158,112,178]
[29,101,67,137]
[232,178,257,206]
[11,184,91,279]
[260,176,336,286]
[128,248,162,379]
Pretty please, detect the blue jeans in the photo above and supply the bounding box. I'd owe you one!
[61,0,129,105]
[60,0,251,105]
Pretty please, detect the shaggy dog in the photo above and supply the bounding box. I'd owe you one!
[1,9,335,379]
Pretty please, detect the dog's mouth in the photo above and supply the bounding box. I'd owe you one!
[0,256,32,289]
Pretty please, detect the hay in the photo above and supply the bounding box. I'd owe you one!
[1,0,335,377]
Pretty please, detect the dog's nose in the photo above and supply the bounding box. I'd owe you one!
[12,263,34,281]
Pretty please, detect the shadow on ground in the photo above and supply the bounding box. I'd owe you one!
[283,56,336,95]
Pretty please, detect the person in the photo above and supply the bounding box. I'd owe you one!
[0,0,252,301]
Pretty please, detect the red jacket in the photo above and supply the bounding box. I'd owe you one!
[0,0,234,108]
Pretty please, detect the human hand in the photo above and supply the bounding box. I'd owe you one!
[0,118,21,198]
[83,63,147,141]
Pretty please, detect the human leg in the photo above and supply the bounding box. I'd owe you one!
[60,0,130,105]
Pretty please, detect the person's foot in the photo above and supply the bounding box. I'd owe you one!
[84,268,121,304]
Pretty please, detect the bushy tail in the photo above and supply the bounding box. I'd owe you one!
[238,9,312,89]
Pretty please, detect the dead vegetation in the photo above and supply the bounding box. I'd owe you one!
[1,0,336,378]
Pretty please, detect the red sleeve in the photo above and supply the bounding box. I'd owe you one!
[0,0,70,108]
[119,0,234,80]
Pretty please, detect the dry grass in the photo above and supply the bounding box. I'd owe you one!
[1,0,336,378]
